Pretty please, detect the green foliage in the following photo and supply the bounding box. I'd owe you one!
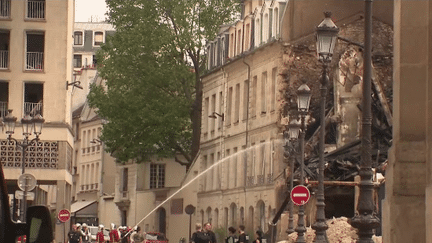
[214,226,228,243]
[88,0,239,163]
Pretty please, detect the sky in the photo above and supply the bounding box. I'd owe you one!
[75,0,108,22]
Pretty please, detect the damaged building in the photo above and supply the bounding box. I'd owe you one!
[197,0,393,239]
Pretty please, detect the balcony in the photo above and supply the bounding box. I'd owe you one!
[24,102,43,116]
[26,52,44,71]
[0,0,10,18]
[0,50,7,69]
[27,0,45,19]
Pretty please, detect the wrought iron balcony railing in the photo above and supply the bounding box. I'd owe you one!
[0,50,8,69]
[27,0,45,19]
[0,0,10,18]
[24,102,43,116]
[26,52,44,71]
[0,101,7,118]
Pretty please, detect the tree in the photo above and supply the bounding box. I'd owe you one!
[88,0,239,166]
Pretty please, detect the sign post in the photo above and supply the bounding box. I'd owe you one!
[58,209,71,223]
[185,205,196,243]
[58,209,70,243]
[290,185,311,206]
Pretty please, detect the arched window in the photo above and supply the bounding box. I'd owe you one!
[248,206,254,232]
[274,8,279,37]
[206,207,212,223]
[200,210,205,226]
[255,18,261,47]
[230,203,237,226]
[156,207,166,234]
[257,200,265,231]
[264,13,269,42]
[214,208,219,228]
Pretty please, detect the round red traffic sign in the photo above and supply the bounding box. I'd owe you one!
[58,209,71,223]
[290,185,311,206]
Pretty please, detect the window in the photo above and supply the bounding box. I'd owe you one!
[93,55,97,66]
[94,31,104,46]
[202,155,207,191]
[274,8,279,37]
[237,29,242,55]
[230,33,234,58]
[0,0,11,18]
[264,13,269,42]
[271,68,277,111]
[227,87,233,124]
[218,92,223,130]
[24,83,43,116]
[261,72,267,114]
[74,31,83,45]
[73,55,82,68]
[204,97,209,133]
[26,0,45,19]
[0,82,8,118]
[255,19,260,47]
[150,164,165,189]
[0,30,9,69]
[211,94,216,131]
[245,24,250,51]
[235,83,240,123]
[243,80,248,120]
[26,32,44,71]
[121,168,128,195]
[252,76,257,117]
[269,9,273,39]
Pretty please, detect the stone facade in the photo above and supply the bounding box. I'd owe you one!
[198,0,393,240]
[383,1,432,242]
[0,0,75,242]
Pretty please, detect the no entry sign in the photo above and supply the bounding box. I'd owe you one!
[290,185,310,206]
[58,209,71,223]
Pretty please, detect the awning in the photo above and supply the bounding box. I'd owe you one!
[71,200,97,217]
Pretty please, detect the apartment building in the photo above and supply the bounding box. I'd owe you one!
[197,0,393,239]
[0,0,75,242]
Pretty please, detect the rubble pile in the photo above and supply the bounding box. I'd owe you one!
[284,217,382,243]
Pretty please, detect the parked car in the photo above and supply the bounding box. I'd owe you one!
[0,162,53,242]
[145,232,169,243]
[88,225,110,242]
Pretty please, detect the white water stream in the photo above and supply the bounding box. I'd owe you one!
[131,139,285,230]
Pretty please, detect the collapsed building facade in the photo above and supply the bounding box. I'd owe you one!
[198,0,393,239]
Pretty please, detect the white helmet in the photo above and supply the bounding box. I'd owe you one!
[76,223,81,228]
[111,223,116,230]
[98,224,104,231]
[82,223,88,228]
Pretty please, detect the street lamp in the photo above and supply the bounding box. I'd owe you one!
[3,109,44,221]
[350,0,381,241]
[295,84,311,243]
[312,11,339,243]
[286,118,300,235]
[316,12,339,63]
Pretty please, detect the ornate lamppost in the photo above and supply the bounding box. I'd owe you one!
[312,12,339,243]
[285,118,300,235]
[295,83,312,243]
[350,0,380,241]
[3,109,44,221]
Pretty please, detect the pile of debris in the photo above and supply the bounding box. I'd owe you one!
[283,217,382,243]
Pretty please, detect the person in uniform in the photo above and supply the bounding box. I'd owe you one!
[81,223,91,243]
[96,225,106,243]
[110,223,121,243]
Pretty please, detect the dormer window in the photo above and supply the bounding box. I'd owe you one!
[94,31,104,46]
